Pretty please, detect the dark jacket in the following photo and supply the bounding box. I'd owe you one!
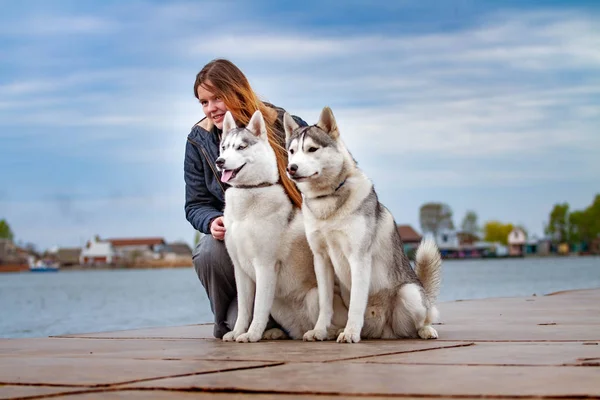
[184,104,307,234]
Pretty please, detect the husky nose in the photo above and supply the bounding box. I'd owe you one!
[287,164,298,175]
[215,158,225,169]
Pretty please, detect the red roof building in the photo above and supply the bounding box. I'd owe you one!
[396,225,422,244]
[105,237,166,247]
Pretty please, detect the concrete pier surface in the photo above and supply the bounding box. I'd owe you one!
[1,288,599,399]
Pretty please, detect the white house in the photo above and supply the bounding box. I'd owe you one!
[80,237,117,266]
[507,227,527,256]
[425,229,460,250]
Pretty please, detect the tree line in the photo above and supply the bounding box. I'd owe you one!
[419,203,520,245]
[0,219,13,241]
[419,193,599,246]
[545,194,600,245]
[0,219,38,255]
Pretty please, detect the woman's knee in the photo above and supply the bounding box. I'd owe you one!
[193,235,233,282]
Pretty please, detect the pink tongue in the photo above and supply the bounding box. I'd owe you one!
[221,170,234,183]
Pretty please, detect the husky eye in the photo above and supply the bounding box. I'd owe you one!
[221,145,225,151]
[308,147,318,153]
[237,145,247,151]
[289,148,295,155]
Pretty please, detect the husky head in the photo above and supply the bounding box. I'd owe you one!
[283,107,352,193]
[215,110,278,187]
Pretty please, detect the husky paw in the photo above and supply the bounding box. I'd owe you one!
[337,328,361,343]
[418,325,438,339]
[222,330,241,342]
[303,329,329,342]
[262,328,288,340]
[326,327,345,340]
[236,331,262,343]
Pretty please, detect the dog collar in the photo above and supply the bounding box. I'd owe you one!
[234,182,277,190]
[334,178,347,192]
[313,178,347,199]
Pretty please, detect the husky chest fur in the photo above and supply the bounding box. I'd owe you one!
[216,110,347,343]
[284,107,442,343]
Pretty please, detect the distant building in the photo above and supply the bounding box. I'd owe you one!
[490,242,509,257]
[523,235,539,255]
[558,242,570,255]
[508,227,527,256]
[0,239,29,266]
[436,229,460,249]
[396,225,422,254]
[590,237,600,255]
[457,231,480,246]
[163,242,193,263]
[536,237,553,256]
[164,242,192,257]
[54,248,82,267]
[80,237,117,266]
[421,229,460,259]
[570,241,589,254]
[0,239,17,264]
[106,237,166,261]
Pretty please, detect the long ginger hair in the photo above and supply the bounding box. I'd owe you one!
[194,59,302,208]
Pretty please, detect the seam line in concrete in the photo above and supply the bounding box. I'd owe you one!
[324,342,476,363]
[0,362,285,389]
[101,362,286,389]
[101,385,600,399]
[360,362,600,367]
[436,340,600,343]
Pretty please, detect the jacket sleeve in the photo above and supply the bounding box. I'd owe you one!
[292,114,308,127]
[184,139,223,235]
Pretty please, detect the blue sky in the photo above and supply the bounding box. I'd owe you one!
[1,0,599,250]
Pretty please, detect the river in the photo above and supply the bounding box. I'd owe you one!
[1,256,599,338]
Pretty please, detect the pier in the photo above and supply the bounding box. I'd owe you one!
[1,288,599,399]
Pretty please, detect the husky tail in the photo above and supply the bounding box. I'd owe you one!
[414,238,442,303]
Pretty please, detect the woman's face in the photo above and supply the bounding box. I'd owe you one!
[197,81,228,129]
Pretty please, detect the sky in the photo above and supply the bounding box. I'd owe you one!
[1,0,599,250]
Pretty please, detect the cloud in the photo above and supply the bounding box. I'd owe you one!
[219,11,600,166]
[1,2,599,247]
[182,10,600,69]
[4,7,598,155]
[0,14,115,36]
[187,35,363,60]
[364,157,599,190]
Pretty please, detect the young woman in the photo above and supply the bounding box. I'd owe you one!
[184,59,306,338]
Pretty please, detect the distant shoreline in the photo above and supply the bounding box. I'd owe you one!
[0,258,193,273]
[2,254,597,274]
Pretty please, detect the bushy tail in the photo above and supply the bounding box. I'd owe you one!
[415,238,442,303]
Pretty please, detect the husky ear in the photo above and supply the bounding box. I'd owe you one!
[317,106,339,139]
[283,112,299,143]
[247,110,267,139]
[222,111,236,135]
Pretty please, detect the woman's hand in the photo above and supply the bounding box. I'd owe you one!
[210,216,226,240]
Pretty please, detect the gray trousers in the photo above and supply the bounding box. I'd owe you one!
[193,235,238,338]
[192,234,280,338]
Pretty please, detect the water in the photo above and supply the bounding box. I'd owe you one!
[1,257,599,338]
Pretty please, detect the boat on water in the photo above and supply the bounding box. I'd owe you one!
[28,256,60,272]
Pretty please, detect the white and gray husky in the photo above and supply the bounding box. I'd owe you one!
[283,107,442,343]
[216,110,347,343]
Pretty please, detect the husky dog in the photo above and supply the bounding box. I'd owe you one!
[283,107,442,343]
[216,110,347,343]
